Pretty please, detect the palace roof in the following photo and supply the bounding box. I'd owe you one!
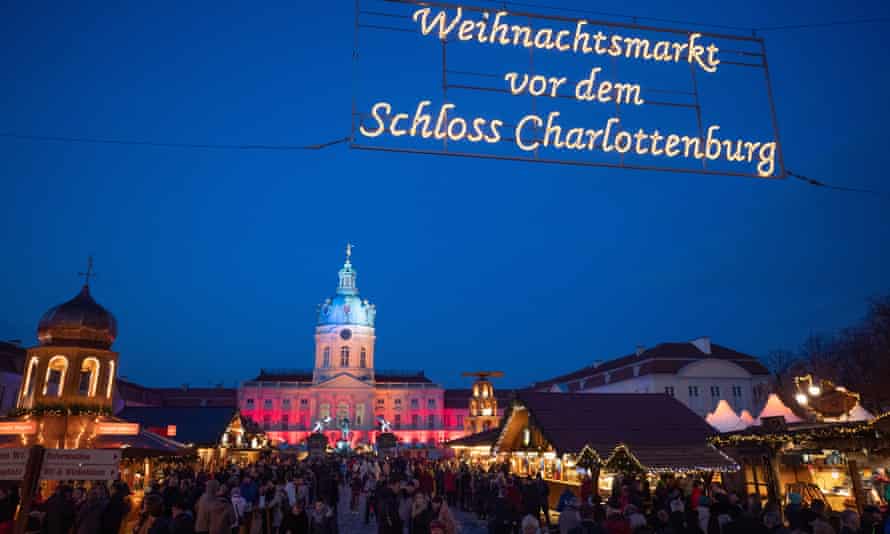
[531,339,768,391]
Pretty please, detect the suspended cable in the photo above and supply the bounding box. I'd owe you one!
[787,170,890,198]
[0,133,350,151]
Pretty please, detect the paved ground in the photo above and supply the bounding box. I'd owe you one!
[336,486,489,534]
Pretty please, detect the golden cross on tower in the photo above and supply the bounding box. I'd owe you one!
[78,255,96,287]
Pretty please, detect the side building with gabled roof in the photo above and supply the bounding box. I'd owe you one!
[530,337,772,417]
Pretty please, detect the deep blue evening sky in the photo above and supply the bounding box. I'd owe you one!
[2,1,888,389]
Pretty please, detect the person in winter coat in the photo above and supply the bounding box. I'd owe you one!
[42,485,75,534]
[195,479,220,534]
[429,496,457,534]
[100,482,130,534]
[307,499,335,534]
[170,499,196,534]
[206,485,236,534]
[76,487,107,534]
[411,493,434,534]
[280,502,309,534]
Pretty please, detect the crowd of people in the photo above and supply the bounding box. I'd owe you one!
[4,453,890,534]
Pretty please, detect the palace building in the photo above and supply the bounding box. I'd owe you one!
[238,246,509,448]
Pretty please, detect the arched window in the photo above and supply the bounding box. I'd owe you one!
[359,348,367,368]
[322,347,331,368]
[43,355,69,397]
[340,346,350,367]
[78,357,100,397]
[106,360,115,398]
[20,357,39,406]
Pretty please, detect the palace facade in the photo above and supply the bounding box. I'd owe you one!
[238,247,510,447]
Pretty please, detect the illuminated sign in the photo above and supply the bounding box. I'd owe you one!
[0,421,37,435]
[95,422,140,436]
[352,0,784,179]
[167,425,177,437]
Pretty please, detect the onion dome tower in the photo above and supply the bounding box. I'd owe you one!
[18,257,119,414]
[314,244,376,383]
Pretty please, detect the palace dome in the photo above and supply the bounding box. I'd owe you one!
[37,284,118,349]
[317,245,376,327]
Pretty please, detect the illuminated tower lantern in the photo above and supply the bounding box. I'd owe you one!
[463,371,503,433]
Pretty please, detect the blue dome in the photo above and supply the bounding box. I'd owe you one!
[317,294,375,327]
[316,248,376,327]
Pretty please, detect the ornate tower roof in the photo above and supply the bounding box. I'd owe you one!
[317,244,376,327]
[37,282,118,350]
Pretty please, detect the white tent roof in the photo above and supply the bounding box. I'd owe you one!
[739,410,756,426]
[757,393,803,423]
[846,403,875,422]
[706,399,747,432]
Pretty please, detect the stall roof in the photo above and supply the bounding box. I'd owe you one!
[445,428,501,448]
[498,391,736,471]
[118,406,236,446]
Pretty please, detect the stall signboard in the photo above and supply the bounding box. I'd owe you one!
[353,0,785,179]
[40,449,121,481]
[95,422,140,435]
[0,448,29,480]
[0,421,37,435]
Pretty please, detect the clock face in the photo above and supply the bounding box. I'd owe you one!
[340,328,352,340]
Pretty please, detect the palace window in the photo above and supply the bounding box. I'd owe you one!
[245,398,254,409]
[412,414,419,428]
[78,357,100,397]
[394,398,402,409]
[355,404,365,426]
[394,414,401,429]
[427,398,436,409]
[282,398,291,408]
[263,415,271,429]
[688,386,700,398]
[427,414,435,428]
[457,415,464,428]
[264,399,273,410]
[665,386,675,397]
[337,402,349,422]
[320,403,331,419]
[340,346,350,367]
[322,347,331,368]
[410,398,419,409]
[732,385,743,398]
[376,398,385,407]
[710,386,721,398]
[300,398,309,407]
[281,414,289,427]
[44,356,69,397]
[360,348,367,368]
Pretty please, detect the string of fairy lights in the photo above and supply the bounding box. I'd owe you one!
[1,5,888,196]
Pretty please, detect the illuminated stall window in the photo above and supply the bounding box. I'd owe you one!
[78,357,100,397]
[43,355,69,397]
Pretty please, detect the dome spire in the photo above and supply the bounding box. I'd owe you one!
[78,255,96,292]
[337,243,358,295]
